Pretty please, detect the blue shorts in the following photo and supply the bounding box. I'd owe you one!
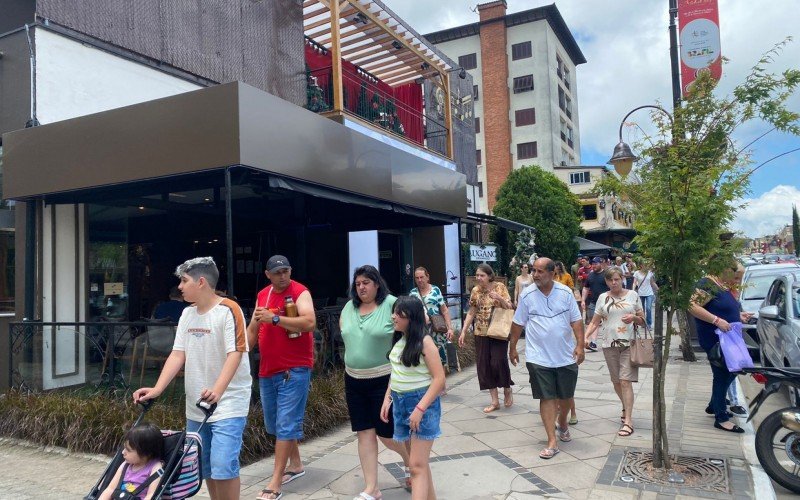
[259,367,312,441]
[186,416,246,480]
[391,387,442,442]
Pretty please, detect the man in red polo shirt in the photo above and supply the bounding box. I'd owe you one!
[247,255,316,500]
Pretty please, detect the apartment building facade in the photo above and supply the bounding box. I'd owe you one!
[425,1,586,213]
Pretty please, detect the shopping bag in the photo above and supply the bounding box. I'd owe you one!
[630,325,654,368]
[485,307,514,340]
[715,322,754,373]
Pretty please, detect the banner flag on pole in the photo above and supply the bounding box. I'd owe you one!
[678,0,722,96]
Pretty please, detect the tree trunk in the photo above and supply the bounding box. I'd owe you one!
[651,298,672,469]
[677,310,697,362]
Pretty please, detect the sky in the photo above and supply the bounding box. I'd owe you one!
[386,0,800,238]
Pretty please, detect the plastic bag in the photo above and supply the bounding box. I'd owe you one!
[715,322,754,373]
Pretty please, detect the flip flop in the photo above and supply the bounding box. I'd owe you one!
[281,470,305,485]
[618,423,634,437]
[483,402,500,413]
[569,415,578,425]
[558,427,572,442]
[256,489,283,500]
[403,466,412,492]
[354,492,382,500]
[539,447,560,459]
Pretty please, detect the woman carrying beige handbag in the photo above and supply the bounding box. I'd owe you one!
[458,263,515,413]
[583,266,645,438]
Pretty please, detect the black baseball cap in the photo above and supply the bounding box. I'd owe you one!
[266,255,291,272]
[591,256,604,264]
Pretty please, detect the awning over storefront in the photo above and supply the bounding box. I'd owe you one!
[465,212,533,233]
[1,81,466,218]
[576,236,613,252]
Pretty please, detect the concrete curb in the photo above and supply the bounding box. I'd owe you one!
[0,436,110,463]
[736,377,777,500]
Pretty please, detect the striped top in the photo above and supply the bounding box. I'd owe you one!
[389,336,432,392]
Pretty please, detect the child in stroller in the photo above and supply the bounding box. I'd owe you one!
[98,422,164,500]
[86,400,215,500]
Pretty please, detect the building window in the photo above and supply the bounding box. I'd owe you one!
[517,141,537,160]
[475,117,480,133]
[558,87,566,112]
[0,230,14,313]
[570,171,591,185]
[565,97,572,119]
[459,53,477,70]
[512,75,534,94]
[564,67,571,89]
[476,149,482,165]
[556,55,565,80]
[511,41,532,60]
[477,182,484,197]
[473,85,479,101]
[515,108,536,126]
[582,204,598,220]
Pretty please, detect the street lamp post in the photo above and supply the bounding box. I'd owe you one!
[608,105,674,176]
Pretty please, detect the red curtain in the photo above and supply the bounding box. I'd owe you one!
[304,42,425,145]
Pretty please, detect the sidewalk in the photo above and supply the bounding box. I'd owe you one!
[0,340,761,499]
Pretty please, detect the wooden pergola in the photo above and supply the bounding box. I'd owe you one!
[303,0,455,158]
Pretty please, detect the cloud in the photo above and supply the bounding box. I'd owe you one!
[730,185,800,238]
[393,0,800,192]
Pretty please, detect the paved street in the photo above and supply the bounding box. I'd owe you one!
[0,341,763,499]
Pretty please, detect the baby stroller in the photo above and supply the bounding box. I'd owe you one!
[85,399,216,500]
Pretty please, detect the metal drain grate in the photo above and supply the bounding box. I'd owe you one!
[619,451,730,494]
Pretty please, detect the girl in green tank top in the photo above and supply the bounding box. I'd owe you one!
[380,296,445,499]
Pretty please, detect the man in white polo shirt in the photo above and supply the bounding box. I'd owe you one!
[510,257,584,460]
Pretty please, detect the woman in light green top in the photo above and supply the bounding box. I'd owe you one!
[340,265,409,500]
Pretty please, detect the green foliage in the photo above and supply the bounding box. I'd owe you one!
[305,64,329,113]
[595,46,800,314]
[0,371,350,465]
[793,205,800,257]
[493,166,582,266]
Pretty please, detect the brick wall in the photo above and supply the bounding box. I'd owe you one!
[478,1,511,212]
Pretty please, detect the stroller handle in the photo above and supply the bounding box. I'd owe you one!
[195,399,217,420]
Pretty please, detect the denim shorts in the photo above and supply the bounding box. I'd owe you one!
[259,367,312,441]
[187,416,246,480]
[391,386,441,442]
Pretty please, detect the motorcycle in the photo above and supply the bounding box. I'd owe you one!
[742,366,800,494]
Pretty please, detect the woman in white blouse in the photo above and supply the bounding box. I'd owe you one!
[584,267,645,437]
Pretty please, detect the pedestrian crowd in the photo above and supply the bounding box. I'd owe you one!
[101,250,742,500]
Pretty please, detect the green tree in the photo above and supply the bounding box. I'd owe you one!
[793,204,800,257]
[493,166,582,266]
[596,46,800,470]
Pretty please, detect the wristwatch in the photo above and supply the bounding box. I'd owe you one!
[272,315,280,326]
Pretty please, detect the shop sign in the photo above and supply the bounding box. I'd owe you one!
[470,244,497,262]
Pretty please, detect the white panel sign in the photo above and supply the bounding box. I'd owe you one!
[470,244,497,262]
[348,231,380,279]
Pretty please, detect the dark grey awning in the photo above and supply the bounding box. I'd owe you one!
[2,81,467,217]
[270,175,458,224]
[268,176,392,211]
[465,212,534,232]
[575,236,613,251]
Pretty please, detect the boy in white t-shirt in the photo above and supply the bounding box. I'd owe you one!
[134,257,251,500]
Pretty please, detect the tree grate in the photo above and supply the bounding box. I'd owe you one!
[619,451,730,494]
